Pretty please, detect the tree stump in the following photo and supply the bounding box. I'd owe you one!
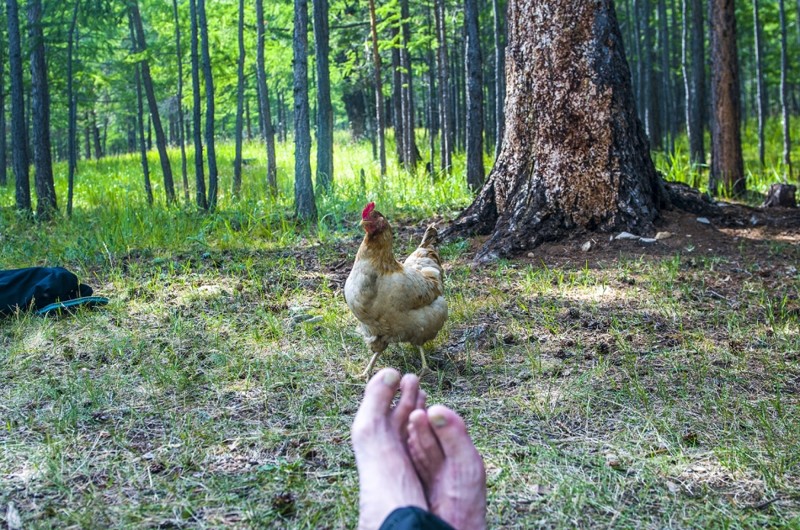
[763,183,797,208]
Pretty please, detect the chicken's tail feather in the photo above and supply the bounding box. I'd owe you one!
[419,224,439,249]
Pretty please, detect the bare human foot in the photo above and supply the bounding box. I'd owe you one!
[351,369,428,530]
[407,405,487,530]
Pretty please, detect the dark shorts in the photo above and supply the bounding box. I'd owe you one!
[379,507,455,530]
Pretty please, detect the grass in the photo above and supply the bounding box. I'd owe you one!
[1,131,799,528]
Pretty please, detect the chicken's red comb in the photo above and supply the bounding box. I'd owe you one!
[362,202,376,220]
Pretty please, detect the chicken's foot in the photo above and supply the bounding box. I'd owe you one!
[417,346,433,377]
[360,351,382,379]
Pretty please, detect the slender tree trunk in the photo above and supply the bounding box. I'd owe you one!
[435,0,453,172]
[391,28,405,165]
[173,0,189,203]
[198,0,218,208]
[657,0,672,153]
[690,0,705,165]
[233,0,245,199]
[313,0,333,191]
[708,0,745,197]
[682,0,704,170]
[66,1,79,215]
[465,0,485,191]
[449,0,665,261]
[400,0,419,169]
[28,0,57,220]
[367,0,387,176]
[492,0,505,157]
[427,13,438,177]
[778,0,792,179]
[189,0,206,209]
[7,0,30,212]
[753,0,766,168]
[130,20,153,205]
[130,1,176,204]
[256,0,278,195]
[294,0,317,221]
[0,10,8,188]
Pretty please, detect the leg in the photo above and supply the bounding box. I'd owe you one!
[417,346,432,376]
[360,350,382,378]
[407,406,487,530]
[352,369,428,530]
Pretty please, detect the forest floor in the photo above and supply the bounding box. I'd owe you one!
[2,202,799,528]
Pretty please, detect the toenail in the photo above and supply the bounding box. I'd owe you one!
[383,370,400,386]
[430,413,448,428]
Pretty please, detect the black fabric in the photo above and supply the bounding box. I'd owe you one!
[379,507,456,530]
[0,267,93,316]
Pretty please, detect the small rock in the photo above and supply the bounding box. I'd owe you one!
[639,237,657,244]
[142,451,155,460]
[615,231,640,240]
[750,215,759,226]
[581,241,592,252]
[527,252,535,258]
[696,217,711,225]
[655,231,672,240]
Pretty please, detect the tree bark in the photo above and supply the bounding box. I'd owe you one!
[367,0,387,176]
[7,0,30,212]
[708,0,744,197]
[657,0,672,153]
[28,0,57,220]
[173,0,190,203]
[434,0,453,172]
[449,0,665,261]
[313,0,333,191]
[681,0,705,168]
[130,0,176,205]
[129,17,153,205]
[189,0,206,210]
[778,0,792,179]
[294,0,317,221]
[399,0,419,170]
[391,27,405,165]
[65,0,81,217]
[492,0,505,158]
[198,0,218,209]
[465,0,485,191]
[0,10,8,188]
[233,0,245,199]
[256,0,278,195]
[753,0,766,168]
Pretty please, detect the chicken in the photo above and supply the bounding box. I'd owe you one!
[344,202,448,377]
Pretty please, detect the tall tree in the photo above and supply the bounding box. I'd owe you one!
[657,0,672,152]
[689,0,705,165]
[198,0,218,208]
[28,0,57,219]
[256,0,277,195]
[294,0,317,221]
[189,0,206,209]
[6,0,30,213]
[66,0,79,216]
[233,0,245,199]
[752,0,766,168]
[449,0,665,261]
[464,0,485,190]
[778,0,792,179]
[492,0,505,157]
[367,0,387,176]
[434,0,453,173]
[130,0,176,204]
[399,0,419,170]
[709,0,744,196]
[0,9,7,188]
[173,0,189,203]
[313,0,333,191]
[129,18,153,205]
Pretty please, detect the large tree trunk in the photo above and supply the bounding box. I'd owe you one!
[449,0,666,261]
[256,0,278,195]
[313,0,333,192]
[28,0,57,220]
[189,0,206,210]
[293,0,317,221]
[7,0,30,213]
[130,1,176,205]
[173,0,189,203]
[708,0,744,197]
[233,0,245,199]
[464,0,485,191]
[198,0,218,209]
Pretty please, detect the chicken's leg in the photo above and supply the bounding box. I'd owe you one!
[360,351,382,379]
[417,346,432,376]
